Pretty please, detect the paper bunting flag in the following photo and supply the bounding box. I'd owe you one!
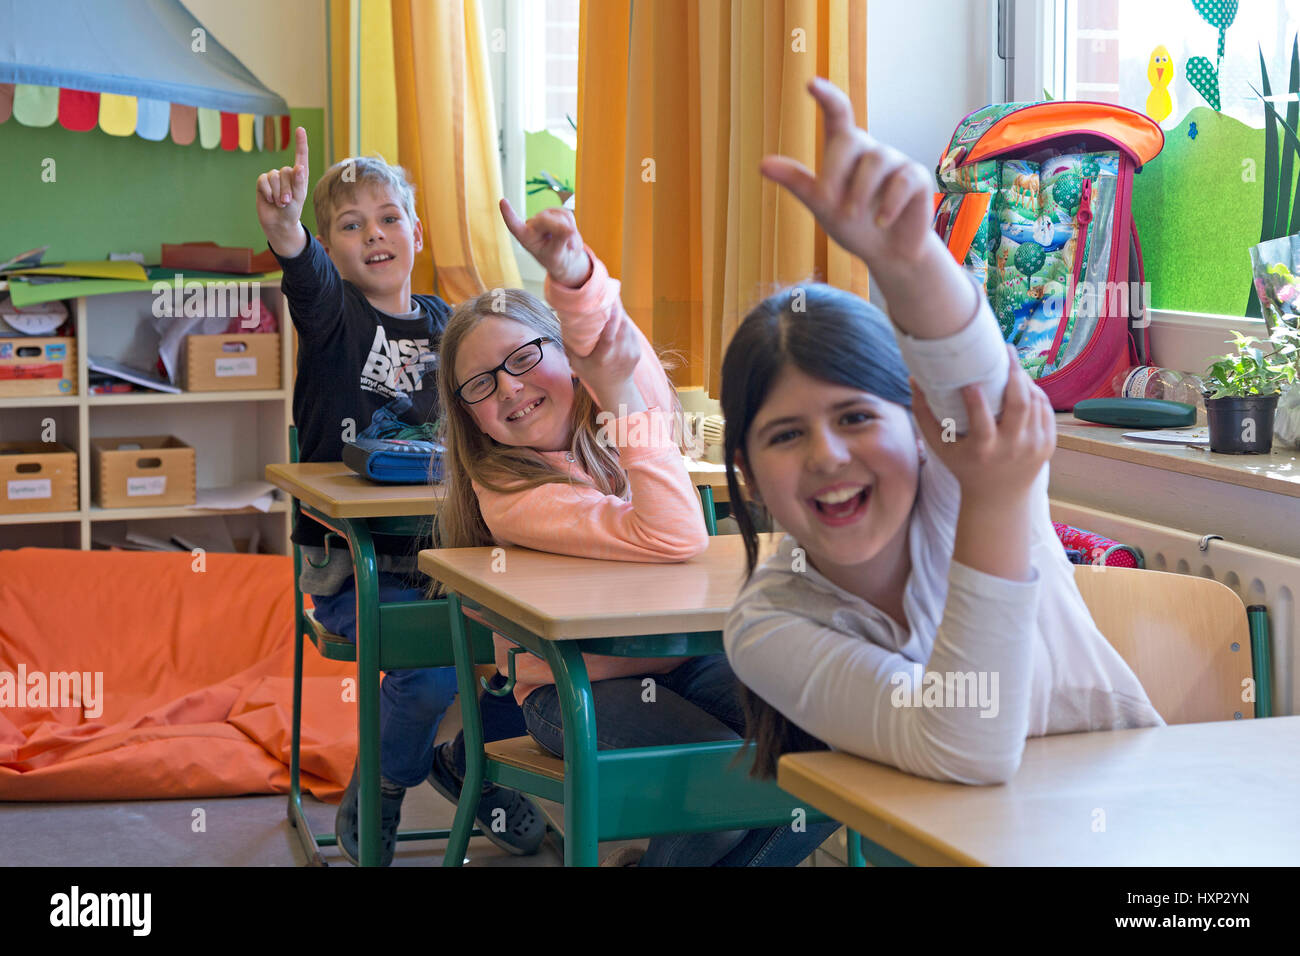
[219,111,238,150]
[58,89,99,131]
[197,107,221,148]
[135,98,170,141]
[98,92,137,136]
[13,84,58,126]
[170,103,197,145]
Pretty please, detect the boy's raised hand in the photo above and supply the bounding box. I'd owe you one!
[500,199,592,288]
[256,126,310,256]
[760,77,935,272]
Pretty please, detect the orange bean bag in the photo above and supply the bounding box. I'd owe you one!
[0,548,357,801]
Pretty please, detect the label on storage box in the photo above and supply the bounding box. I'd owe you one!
[0,363,63,380]
[8,478,52,500]
[127,476,167,497]
[214,357,257,377]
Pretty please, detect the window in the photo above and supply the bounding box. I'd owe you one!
[1019,0,1300,332]
[487,0,579,287]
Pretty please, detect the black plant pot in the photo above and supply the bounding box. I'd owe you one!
[1204,392,1279,454]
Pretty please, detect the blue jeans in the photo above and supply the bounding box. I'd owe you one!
[311,574,527,788]
[520,654,839,866]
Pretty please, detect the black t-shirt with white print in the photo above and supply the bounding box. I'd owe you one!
[272,228,451,554]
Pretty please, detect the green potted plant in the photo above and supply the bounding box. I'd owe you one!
[1202,326,1300,453]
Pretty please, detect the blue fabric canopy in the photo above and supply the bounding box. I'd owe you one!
[0,0,288,116]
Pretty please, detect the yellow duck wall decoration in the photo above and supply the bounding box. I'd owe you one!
[1147,45,1174,123]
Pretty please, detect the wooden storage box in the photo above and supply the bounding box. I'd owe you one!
[91,436,196,508]
[0,337,77,397]
[183,333,280,391]
[0,441,78,514]
[161,241,279,275]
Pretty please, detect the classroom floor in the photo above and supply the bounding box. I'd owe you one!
[0,700,846,867]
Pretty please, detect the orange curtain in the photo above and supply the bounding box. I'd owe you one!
[577,0,868,396]
[328,0,520,300]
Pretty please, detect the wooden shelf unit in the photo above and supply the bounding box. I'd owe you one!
[0,277,294,554]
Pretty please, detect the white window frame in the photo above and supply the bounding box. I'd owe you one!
[993,0,1266,368]
[483,0,547,290]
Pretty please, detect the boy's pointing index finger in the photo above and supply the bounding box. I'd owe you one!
[294,126,309,172]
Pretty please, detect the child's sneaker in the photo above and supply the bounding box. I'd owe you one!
[335,762,405,866]
[427,741,546,856]
[600,845,645,867]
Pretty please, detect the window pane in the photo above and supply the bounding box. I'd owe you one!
[520,0,578,217]
[1064,0,1300,317]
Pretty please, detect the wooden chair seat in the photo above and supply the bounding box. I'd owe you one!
[485,736,566,782]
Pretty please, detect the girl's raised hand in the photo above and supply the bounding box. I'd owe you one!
[500,199,593,288]
[760,78,935,272]
[909,346,1056,505]
[565,311,646,415]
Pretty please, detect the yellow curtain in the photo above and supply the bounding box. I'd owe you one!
[327,0,352,163]
[577,0,868,395]
[326,0,520,300]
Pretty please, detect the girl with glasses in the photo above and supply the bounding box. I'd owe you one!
[428,200,838,866]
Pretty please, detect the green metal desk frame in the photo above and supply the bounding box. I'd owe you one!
[284,452,493,866]
[441,591,849,867]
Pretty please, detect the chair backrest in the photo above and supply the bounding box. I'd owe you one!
[1072,565,1253,725]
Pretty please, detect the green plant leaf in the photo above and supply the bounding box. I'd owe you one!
[1252,67,1282,245]
[1193,0,1238,30]
[1187,54,1222,110]
[1278,37,1300,236]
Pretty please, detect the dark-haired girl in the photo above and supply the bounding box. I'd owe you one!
[722,78,1162,783]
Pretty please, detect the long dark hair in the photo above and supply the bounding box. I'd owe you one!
[720,283,914,778]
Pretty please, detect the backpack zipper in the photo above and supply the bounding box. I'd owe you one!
[1046,176,1093,367]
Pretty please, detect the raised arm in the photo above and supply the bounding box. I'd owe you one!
[256,126,311,259]
[762,77,1057,586]
[725,556,1039,784]
[500,199,651,418]
[760,77,974,342]
[477,411,708,562]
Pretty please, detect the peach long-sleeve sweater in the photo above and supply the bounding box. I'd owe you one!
[473,250,709,705]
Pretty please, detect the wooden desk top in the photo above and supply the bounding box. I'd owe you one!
[266,460,734,519]
[266,462,448,518]
[418,533,780,640]
[1054,412,1300,499]
[778,715,1300,866]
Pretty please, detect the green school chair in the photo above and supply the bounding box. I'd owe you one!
[285,425,503,866]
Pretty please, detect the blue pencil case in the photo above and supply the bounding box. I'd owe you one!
[342,438,444,484]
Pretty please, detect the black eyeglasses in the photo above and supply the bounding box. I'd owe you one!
[455,337,550,404]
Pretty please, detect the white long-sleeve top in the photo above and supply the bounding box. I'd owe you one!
[723,290,1164,785]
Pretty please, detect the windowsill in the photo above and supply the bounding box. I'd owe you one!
[1054,412,1300,500]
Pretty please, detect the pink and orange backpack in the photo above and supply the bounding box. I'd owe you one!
[932,102,1164,410]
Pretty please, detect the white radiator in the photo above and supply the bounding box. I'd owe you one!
[1051,499,1297,717]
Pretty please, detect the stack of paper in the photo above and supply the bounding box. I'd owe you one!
[195,482,278,512]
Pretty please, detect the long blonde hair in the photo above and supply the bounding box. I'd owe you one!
[432,289,685,565]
